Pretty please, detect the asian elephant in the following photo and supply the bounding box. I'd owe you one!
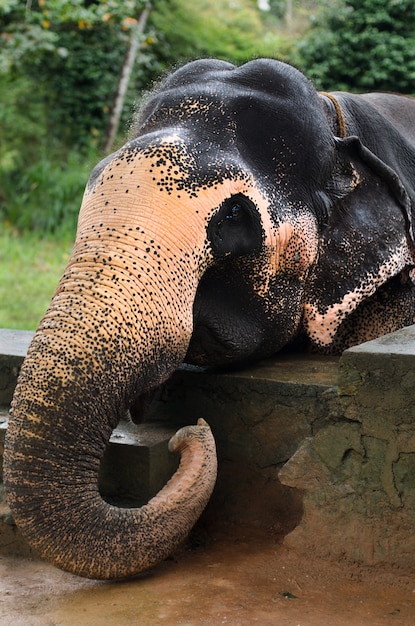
[4,58,415,580]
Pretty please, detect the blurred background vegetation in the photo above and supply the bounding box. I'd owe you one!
[1,0,415,328]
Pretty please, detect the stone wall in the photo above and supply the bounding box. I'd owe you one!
[280,326,415,571]
[1,327,414,571]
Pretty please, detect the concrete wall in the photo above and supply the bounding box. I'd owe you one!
[1,327,414,571]
[280,326,415,571]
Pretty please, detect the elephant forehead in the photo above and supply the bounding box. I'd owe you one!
[87,135,243,199]
[143,96,230,129]
[81,137,272,227]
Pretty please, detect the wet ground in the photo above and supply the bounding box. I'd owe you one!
[1,524,414,626]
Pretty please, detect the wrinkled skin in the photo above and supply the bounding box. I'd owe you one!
[4,59,415,580]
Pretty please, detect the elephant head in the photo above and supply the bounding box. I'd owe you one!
[4,58,415,579]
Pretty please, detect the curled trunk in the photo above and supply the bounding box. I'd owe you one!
[3,247,217,579]
[4,338,216,579]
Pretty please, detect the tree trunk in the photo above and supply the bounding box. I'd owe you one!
[103,3,151,154]
[284,0,293,31]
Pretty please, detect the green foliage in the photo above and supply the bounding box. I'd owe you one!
[0,0,58,73]
[151,0,290,65]
[32,26,137,148]
[266,0,321,23]
[1,0,291,153]
[1,1,153,147]
[0,74,48,173]
[0,2,153,241]
[297,0,415,93]
[0,147,96,236]
[0,73,96,236]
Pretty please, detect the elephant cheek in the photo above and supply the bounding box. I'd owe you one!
[249,254,306,350]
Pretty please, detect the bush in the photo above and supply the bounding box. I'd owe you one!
[0,148,96,237]
[150,0,291,65]
[29,25,145,149]
[0,74,49,173]
[297,0,415,93]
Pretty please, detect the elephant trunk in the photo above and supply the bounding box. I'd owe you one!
[4,239,217,579]
[5,407,216,579]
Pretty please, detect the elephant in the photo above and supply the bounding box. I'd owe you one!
[4,58,415,580]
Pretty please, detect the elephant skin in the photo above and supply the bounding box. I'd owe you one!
[4,58,415,579]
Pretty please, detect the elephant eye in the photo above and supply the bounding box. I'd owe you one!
[207,193,263,258]
[226,203,242,221]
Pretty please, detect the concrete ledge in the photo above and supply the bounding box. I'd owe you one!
[99,420,178,507]
[145,355,338,533]
[280,326,415,571]
[1,327,415,572]
[0,329,34,405]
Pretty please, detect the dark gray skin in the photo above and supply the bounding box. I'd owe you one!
[4,58,415,580]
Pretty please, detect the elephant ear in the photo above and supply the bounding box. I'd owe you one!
[304,135,415,349]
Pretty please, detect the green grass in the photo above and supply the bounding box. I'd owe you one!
[0,141,95,330]
[0,226,74,330]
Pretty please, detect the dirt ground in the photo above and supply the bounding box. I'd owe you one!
[1,523,414,626]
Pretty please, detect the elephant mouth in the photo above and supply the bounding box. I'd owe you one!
[129,390,157,424]
[185,323,261,367]
[128,317,269,423]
